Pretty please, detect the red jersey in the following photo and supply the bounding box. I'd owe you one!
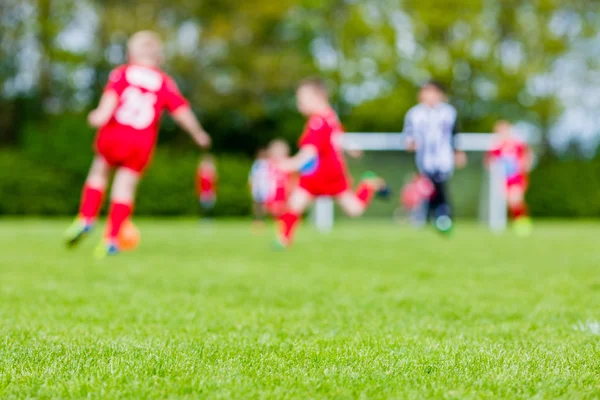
[488,137,530,185]
[298,109,348,180]
[267,161,292,203]
[197,165,217,197]
[95,64,188,172]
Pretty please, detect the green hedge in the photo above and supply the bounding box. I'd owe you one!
[3,111,600,219]
[0,114,254,217]
[528,155,600,218]
[0,149,253,217]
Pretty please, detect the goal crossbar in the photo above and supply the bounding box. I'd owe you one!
[312,132,540,233]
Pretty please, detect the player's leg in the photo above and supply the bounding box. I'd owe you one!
[96,167,140,257]
[65,156,111,247]
[252,200,267,230]
[507,183,532,236]
[336,172,387,218]
[275,187,313,248]
[200,194,216,220]
[430,179,453,235]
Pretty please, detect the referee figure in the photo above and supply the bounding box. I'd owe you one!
[403,81,467,234]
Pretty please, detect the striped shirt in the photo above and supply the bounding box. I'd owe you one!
[403,103,458,178]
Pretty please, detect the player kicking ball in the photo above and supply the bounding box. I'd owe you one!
[64,31,211,257]
[487,121,534,236]
[275,79,387,249]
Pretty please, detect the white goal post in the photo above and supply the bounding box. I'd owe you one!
[313,132,539,233]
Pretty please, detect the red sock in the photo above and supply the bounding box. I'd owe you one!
[356,181,376,208]
[79,185,104,223]
[278,212,300,245]
[106,202,133,242]
[510,202,528,220]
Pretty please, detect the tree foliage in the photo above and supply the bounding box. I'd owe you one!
[1,0,599,153]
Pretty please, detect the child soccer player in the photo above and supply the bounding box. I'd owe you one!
[275,79,387,248]
[196,154,218,218]
[403,80,467,235]
[265,139,294,218]
[248,149,271,224]
[400,174,435,227]
[487,120,534,236]
[64,31,211,257]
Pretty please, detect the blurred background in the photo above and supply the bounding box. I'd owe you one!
[1,0,600,219]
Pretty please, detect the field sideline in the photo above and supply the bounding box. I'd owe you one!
[0,220,599,399]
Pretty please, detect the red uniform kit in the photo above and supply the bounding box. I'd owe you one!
[298,109,349,197]
[488,138,530,190]
[197,165,217,204]
[266,162,293,217]
[96,64,188,173]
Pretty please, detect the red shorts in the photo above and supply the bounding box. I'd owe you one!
[95,132,154,174]
[299,170,350,197]
[266,200,287,217]
[506,175,528,192]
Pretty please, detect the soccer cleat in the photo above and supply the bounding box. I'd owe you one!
[361,171,390,200]
[434,215,454,236]
[513,216,533,237]
[94,240,120,259]
[64,218,94,248]
[271,237,290,251]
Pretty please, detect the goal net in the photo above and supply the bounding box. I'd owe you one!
[312,133,537,233]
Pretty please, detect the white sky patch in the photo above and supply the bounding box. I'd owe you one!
[471,39,491,60]
[359,57,378,78]
[549,10,582,39]
[473,77,497,101]
[361,2,383,28]
[177,21,201,56]
[499,39,524,73]
[212,73,234,95]
[546,33,600,154]
[526,74,554,98]
[390,11,417,59]
[450,21,472,42]
[310,37,338,71]
[55,2,98,54]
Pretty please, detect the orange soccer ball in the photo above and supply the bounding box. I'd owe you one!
[118,219,141,251]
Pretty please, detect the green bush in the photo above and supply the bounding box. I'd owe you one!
[0,149,253,217]
[137,151,252,217]
[528,155,600,218]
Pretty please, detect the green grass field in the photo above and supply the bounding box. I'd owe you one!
[0,220,599,399]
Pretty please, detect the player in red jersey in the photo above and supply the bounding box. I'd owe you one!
[64,31,211,256]
[265,139,294,218]
[275,79,387,248]
[197,154,218,218]
[486,120,534,235]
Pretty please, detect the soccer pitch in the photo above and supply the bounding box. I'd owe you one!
[0,220,598,399]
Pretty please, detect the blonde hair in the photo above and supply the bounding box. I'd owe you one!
[268,139,290,158]
[298,78,329,100]
[128,31,163,66]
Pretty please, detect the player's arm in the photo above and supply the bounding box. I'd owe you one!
[171,106,211,149]
[344,137,363,159]
[404,111,417,152]
[521,143,535,172]
[88,90,119,128]
[278,145,318,173]
[451,115,467,168]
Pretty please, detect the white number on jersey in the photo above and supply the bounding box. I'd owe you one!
[115,87,158,130]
